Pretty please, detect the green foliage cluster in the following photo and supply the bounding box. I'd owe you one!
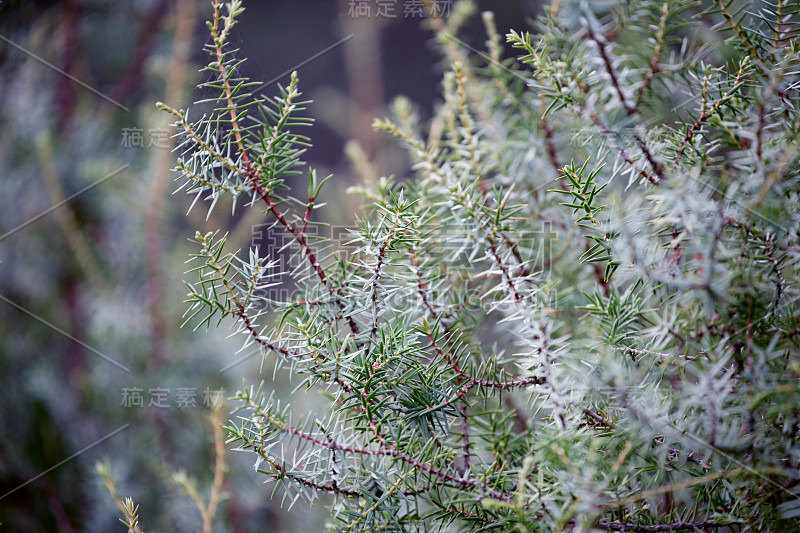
[162,0,800,531]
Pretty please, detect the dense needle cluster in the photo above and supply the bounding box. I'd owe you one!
[160,0,800,531]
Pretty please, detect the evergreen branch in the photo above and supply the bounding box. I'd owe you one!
[585,23,634,116]
[157,103,248,178]
[255,451,361,497]
[596,519,743,531]
[586,22,666,183]
[671,61,749,166]
[377,434,514,504]
[209,0,250,163]
[96,463,143,533]
[614,346,697,361]
[240,393,392,458]
[340,470,416,533]
[425,327,545,390]
[634,3,668,108]
[714,0,769,75]
[164,1,800,530]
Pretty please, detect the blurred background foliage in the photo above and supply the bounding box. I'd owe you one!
[0,0,534,530]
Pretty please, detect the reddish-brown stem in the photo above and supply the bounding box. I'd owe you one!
[301,197,314,236]
[256,451,361,497]
[590,112,659,185]
[207,0,360,334]
[634,3,667,108]
[368,421,514,503]
[715,0,768,77]
[488,235,524,302]
[225,290,356,394]
[409,248,437,317]
[541,115,564,185]
[440,506,498,524]
[244,166,361,335]
[586,27,666,183]
[426,330,545,390]
[588,26,634,116]
[370,240,390,339]
[458,401,471,472]
[672,65,746,166]
[245,396,392,457]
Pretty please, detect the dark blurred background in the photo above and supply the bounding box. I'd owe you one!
[0,1,535,531]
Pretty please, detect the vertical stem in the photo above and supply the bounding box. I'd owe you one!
[203,403,227,533]
[145,0,197,368]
